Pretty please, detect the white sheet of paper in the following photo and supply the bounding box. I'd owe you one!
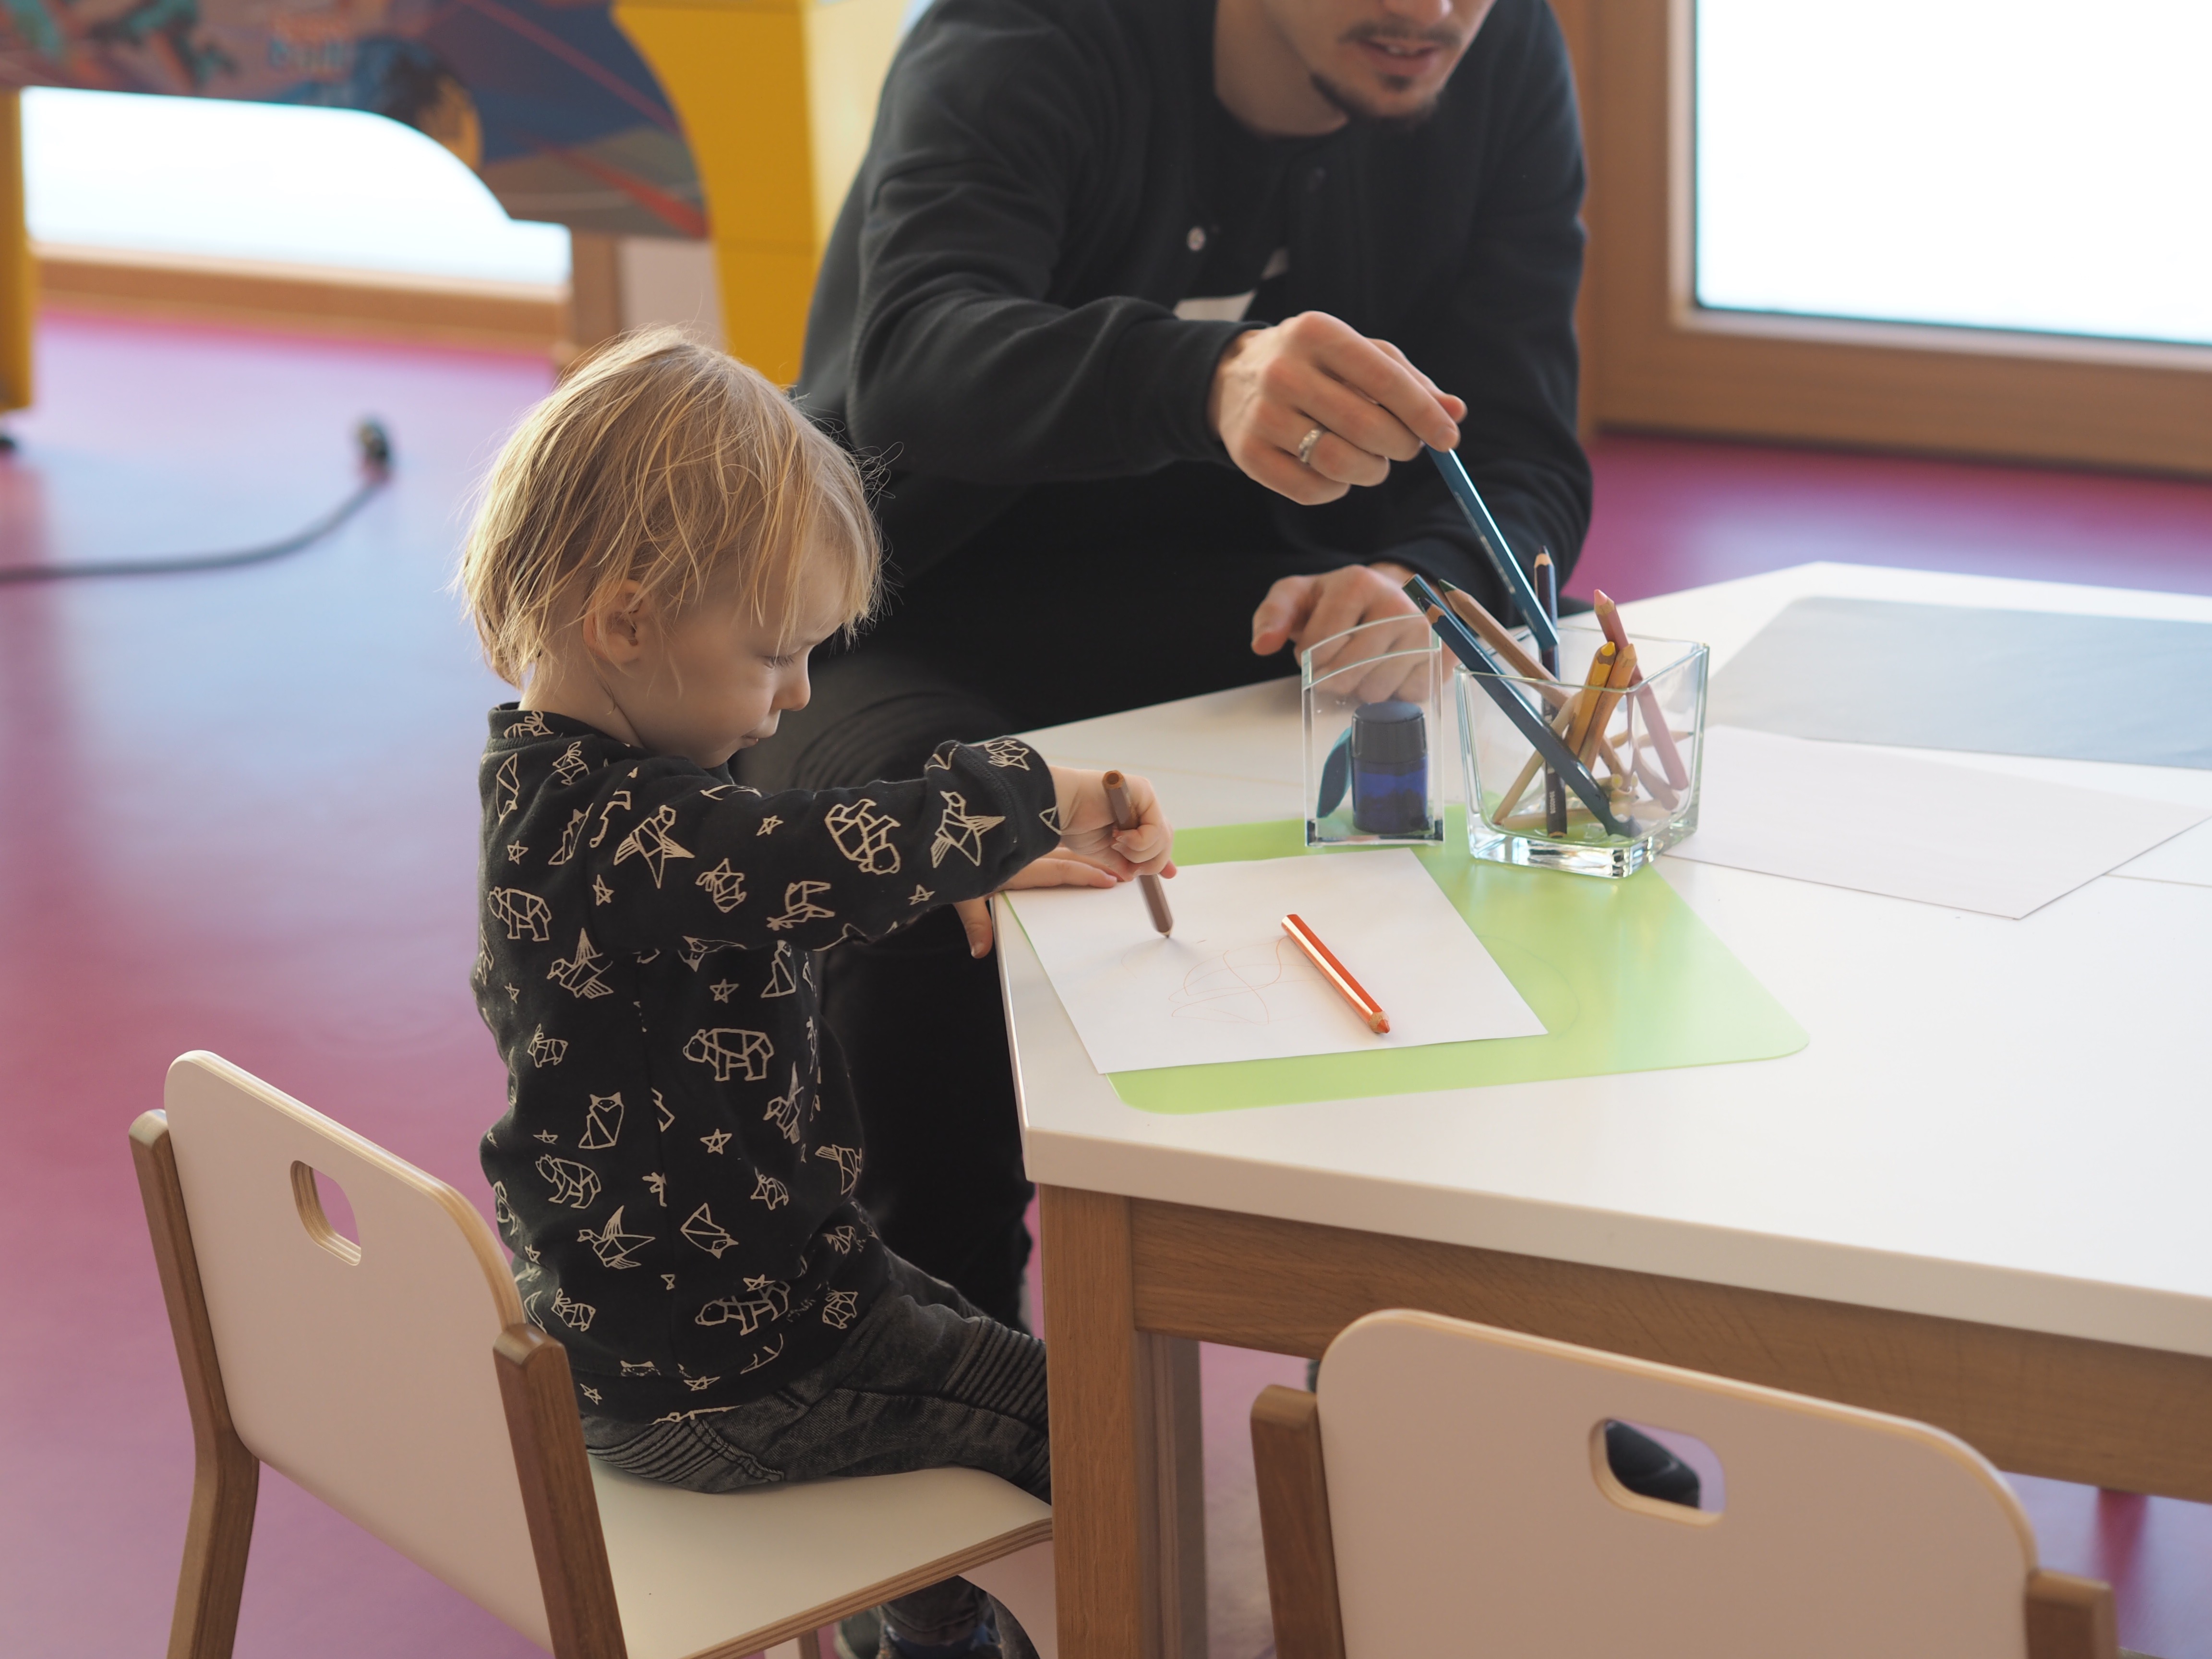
[2114,818,2212,888]
[1004,851,1544,1075]
[1669,726,2212,918]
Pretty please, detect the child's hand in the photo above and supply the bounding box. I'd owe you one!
[946,772,1175,958]
[951,851,1120,958]
[1050,766,1176,877]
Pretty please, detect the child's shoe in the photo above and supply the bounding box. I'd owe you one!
[839,1599,1035,1659]
[833,1610,881,1659]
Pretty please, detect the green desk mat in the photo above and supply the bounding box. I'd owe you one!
[1084,816,1806,1114]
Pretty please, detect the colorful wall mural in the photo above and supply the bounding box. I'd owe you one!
[0,0,703,237]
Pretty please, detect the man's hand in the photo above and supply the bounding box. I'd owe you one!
[1249,560,1436,699]
[951,769,1176,957]
[1209,313,1467,505]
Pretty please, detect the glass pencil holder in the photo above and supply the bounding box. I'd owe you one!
[1303,614,1445,847]
[1454,625,1708,878]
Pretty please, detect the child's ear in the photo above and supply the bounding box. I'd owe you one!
[581,582,650,667]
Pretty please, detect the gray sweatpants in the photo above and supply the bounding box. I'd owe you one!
[580,1253,1049,1648]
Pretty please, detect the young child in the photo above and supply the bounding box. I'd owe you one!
[458,328,1172,1657]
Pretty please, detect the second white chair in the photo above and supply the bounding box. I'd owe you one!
[1253,1307,2119,1659]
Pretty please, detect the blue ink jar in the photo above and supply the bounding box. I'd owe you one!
[1350,700,1429,836]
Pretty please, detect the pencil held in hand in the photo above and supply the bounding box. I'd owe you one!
[1282,913,1389,1034]
[1102,769,1174,935]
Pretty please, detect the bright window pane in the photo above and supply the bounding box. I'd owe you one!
[1695,0,2212,347]
[24,88,570,287]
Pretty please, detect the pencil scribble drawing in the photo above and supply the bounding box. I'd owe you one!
[1120,936,1324,1026]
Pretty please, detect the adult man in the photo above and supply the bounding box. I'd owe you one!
[745,0,1589,1335]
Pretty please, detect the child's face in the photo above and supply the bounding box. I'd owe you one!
[611,560,850,769]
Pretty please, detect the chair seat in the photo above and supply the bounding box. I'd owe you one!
[593,1460,1052,1659]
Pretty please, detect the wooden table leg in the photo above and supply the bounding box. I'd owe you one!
[1042,1186,1208,1659]
[1139,1333,1207,1659]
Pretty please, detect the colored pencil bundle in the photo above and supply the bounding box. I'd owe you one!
[1407,576,1691,842]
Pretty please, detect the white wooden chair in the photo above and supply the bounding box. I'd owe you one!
[1252,1307,2121,1659]
[132,1050,1055,1659]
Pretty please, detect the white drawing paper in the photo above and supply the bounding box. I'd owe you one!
[2113,818,2212,889]
[1005,850,1543,1075]
[1669,726,2212,918]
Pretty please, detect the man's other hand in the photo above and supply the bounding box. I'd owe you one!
[1252,561,1437,699]
[1208,313,1467,506]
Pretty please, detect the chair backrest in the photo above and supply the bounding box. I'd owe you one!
[161,1051,552,1648]
[1311,1309,2038,1658]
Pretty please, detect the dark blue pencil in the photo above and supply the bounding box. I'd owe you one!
[1535,551,1567,835]
[1425,446,1558,656]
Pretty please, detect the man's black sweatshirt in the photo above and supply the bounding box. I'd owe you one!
[797,0,1592,612]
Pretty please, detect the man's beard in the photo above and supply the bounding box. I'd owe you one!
[1310,69,1443,134]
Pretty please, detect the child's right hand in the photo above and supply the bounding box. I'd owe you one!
[1049,766,1175,878]
[946,769,1176,959]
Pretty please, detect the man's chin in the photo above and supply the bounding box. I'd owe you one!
[1310,71,1443,132]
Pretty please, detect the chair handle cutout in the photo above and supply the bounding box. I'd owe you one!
[1589,1419,1723,1525]
[290,1162,361,1264]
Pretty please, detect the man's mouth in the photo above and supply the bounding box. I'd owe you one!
[1347,31,1452,79]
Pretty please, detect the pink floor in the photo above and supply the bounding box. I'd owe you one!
[2,311,2207,1658]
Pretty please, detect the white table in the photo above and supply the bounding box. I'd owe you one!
[1003,564,2212,1659]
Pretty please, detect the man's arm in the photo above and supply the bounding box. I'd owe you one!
[1239,0,1590,659]
[836,5,1237,481]
[831,0,1465,492]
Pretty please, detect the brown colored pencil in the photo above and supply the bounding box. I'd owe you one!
[1101,770,1173,935]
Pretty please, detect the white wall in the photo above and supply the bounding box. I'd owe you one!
[616,236,724,345]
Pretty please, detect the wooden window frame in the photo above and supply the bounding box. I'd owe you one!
[1557,0,2212,476]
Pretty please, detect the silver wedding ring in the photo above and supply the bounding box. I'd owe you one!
[1296,425,1325,468]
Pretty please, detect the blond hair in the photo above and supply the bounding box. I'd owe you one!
[459,327,879,687]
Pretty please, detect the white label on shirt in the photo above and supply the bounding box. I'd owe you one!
[1172,249,1289,324]
[1175,291,1256,322]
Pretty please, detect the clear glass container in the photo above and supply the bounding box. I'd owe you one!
[1303,615,1445,847]
[1455,625,1708,877]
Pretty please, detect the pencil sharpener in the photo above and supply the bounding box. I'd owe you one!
[1303,616,1444,848]
[1454,624,1708,878]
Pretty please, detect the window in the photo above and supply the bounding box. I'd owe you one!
[1565,0,2212,475]
[1695,0,2212,349]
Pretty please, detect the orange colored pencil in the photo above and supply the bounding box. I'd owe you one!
[1282,913,1390,1034]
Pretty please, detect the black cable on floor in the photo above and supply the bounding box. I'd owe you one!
[0,420,394,585]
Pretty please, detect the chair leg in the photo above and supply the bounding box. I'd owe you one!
[494,1324,629,1659]
[171,1436,261,1659]
[1250,1385,1346,1659]
[131,1111,262,1659]
[2025,1569,2119,1659]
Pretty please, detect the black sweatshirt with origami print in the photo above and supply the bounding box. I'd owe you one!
[472,707,1059,1423]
